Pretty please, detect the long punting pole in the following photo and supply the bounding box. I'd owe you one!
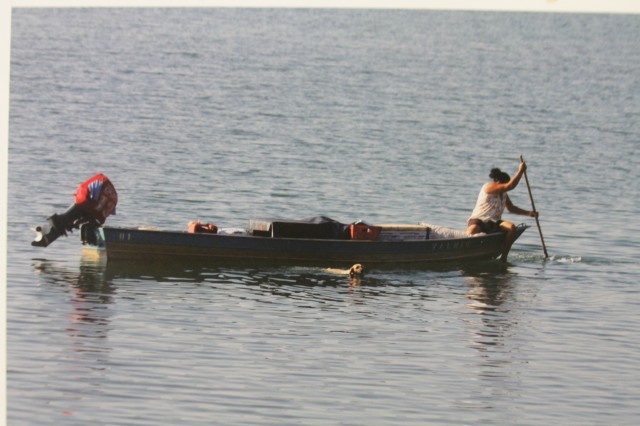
[520,155,549,258]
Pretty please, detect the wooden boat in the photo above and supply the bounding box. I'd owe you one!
[86,220,528,266]
[31,176,529,266]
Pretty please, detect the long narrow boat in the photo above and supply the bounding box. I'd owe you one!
[89,222,527,265]
[29,175,528,266]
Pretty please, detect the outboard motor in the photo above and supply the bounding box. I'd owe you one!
[32,174,118,247]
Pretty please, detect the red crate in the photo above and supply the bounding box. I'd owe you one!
[350,224,381,241]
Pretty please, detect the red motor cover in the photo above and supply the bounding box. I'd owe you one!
[74,174,118,224]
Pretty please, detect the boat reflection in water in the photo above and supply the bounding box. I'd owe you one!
[459,261,539,395]
[76,247,383,290]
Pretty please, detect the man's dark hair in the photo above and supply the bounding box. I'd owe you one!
[490,168,510,183]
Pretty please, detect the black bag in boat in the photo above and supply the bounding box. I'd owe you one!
[248,216,350,239]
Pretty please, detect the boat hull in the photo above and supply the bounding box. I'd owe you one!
[99,225,527,265]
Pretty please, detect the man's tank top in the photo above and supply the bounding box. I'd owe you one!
[468,183,506,222]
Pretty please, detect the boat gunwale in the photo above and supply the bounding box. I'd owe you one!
[101,225,520,244]
[97,225,528,265]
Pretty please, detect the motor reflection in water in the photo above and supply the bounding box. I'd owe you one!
[32,249,115,359]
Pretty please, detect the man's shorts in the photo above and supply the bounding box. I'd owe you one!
[468,218,503,234]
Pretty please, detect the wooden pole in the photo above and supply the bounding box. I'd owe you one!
[520,155,549,258]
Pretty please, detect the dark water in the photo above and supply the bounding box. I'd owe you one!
[8,8,640,425]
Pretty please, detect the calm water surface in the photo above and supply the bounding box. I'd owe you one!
[8,8,640,425]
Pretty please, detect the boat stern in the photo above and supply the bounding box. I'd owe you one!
[80,222,106,249]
